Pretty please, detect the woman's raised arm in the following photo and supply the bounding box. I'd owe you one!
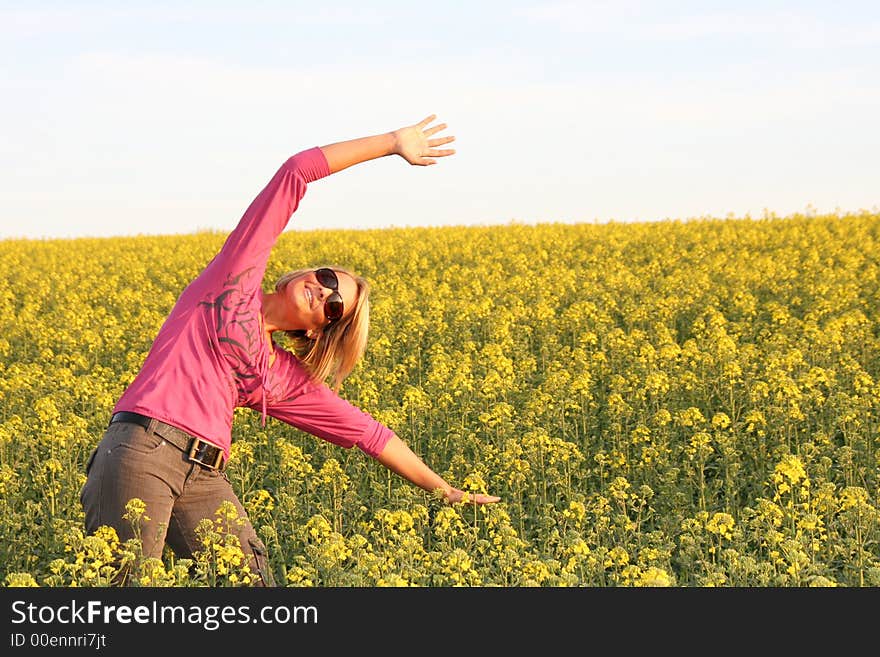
[320,114,456,174]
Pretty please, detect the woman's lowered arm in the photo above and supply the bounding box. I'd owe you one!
[375,434,501,505]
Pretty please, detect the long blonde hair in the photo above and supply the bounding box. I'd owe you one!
[274,265,370,392]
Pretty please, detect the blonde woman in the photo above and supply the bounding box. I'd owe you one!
[80,114,500,586]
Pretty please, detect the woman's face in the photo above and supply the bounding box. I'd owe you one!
[282,269,359,332]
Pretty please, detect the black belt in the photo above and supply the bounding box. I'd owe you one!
[109,411,227,471]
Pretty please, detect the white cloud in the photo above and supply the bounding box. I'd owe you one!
[514,3,880,48]
[0,4,386,38]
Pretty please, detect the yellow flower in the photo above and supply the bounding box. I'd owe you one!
[711,412,731,430]
[772,455,807,488]
[706,512,735,540]
[839,486,869,511]
[286,567,316,587]
[637,567,674,587]
[4,572,39,587]
[305,514,333,542]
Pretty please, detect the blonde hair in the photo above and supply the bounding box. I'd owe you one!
[274,265,370,392]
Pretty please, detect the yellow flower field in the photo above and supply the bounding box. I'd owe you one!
[1,211,879,587]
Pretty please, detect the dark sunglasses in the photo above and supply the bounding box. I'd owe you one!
[315,268,344,322]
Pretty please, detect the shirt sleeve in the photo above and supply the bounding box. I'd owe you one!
[269,382,395,458]
[213,146,331,277]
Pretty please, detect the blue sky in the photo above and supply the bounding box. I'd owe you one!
[2,1,879,240]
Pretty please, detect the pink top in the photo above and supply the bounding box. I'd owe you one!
[113,147,394,459]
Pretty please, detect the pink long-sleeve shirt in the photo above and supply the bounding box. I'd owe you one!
[113,147,393,460]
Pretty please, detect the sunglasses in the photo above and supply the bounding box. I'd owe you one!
[314,268,344,323]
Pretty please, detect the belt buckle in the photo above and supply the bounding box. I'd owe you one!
[187,438,225,471]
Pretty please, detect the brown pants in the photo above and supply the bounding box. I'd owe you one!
[80,419,275,586]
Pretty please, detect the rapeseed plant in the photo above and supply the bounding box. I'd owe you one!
[3,214,880,586]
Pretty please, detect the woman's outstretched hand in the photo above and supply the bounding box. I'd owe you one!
[320,114,456,174]
[392,114,456,166]
[445,487,501,505]
[375,434,500,506]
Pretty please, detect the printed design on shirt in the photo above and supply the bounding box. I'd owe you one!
[198,266,266,402]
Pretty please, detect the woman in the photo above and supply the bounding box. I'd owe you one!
[80,114,500,586]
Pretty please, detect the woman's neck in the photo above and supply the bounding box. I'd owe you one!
[261,291,284,334]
